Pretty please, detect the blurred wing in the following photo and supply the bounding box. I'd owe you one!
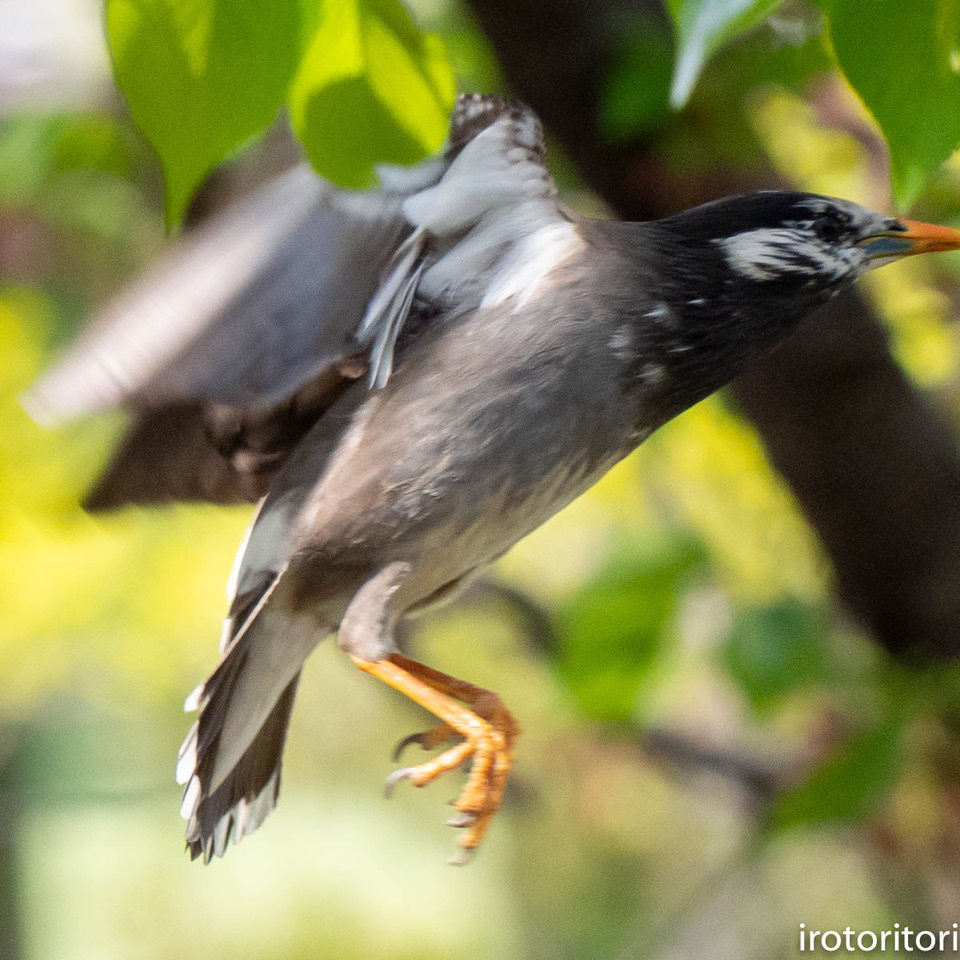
[23,164,412,424]
[25,94,541,511]
[82,360,366,509]
[82,405,260,509]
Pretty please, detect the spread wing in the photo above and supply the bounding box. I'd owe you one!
[23,164,416,423]
[23,94,550,510]
[21,158,443,508]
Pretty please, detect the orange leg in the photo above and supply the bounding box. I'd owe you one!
[350,653,518,863]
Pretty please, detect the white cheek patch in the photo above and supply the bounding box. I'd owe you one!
[717,228,863,281]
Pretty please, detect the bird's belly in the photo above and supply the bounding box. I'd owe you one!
[386,442,623,613]
[289,395,627,621]
[288,282,635,616]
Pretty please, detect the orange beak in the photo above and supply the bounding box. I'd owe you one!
[860,219,960,259]
[897,219,960,254]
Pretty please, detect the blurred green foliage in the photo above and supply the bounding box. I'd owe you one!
[104,0,960,220]
[105,0,454,222]
[665,0,960,207]
[555,538,704,722]
[666,0,784,108]
[772,718,906,830]
[720,600,831,714]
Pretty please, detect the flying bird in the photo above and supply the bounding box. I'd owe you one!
[25,94,960,863]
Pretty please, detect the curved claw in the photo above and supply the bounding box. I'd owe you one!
[448,847,475,867]
[392,732,427,762]
[384,767,416,799]
[445,811,477,829]
[392,723,457,762]
[351,654,517,863]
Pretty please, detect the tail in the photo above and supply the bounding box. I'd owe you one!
[176,573,324,861]
[180,672,300,861]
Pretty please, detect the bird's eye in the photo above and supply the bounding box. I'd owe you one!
[813,211,850,242]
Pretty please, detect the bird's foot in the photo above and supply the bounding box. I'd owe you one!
[385,702,515,860]
[351,653,518,862]
[392,723,457,761]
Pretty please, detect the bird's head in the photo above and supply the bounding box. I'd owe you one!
[621,191,960,419]
[661,191,960,303]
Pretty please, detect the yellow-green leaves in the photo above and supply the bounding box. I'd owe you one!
[106,0,302,225]
[289,0,454,187]
[821,0,960,207]
[666,0,785,107]
[106,0,454,224]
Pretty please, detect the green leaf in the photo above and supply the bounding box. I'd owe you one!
[720,600,832,713]
[666,0,787,108]
[821,0,960,206]
[770,716,905,831]
[105,0,302,224]
[289,0,455,187]
[554,540,704,722]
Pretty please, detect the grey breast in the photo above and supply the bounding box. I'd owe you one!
[280,241,639,614]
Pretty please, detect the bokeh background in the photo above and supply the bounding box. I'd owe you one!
[5,1,960,958]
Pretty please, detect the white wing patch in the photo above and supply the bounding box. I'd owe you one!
[481,220,584,310]
[355,226,427,388]
[402,111,551,235]
[351,106,580,379]
[403,111,581,311]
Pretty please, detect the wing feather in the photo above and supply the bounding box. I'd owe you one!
[23,165,410,423]
[25,94,555,512]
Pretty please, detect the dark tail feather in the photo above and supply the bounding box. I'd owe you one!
[180,673,301,862]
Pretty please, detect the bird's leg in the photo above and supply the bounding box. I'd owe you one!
[350,652,518,861]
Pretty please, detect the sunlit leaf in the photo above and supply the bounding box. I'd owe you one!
[289,0,455,187]
[105,0,302,224]
[666,0,786,108]
[819,0,960,206]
